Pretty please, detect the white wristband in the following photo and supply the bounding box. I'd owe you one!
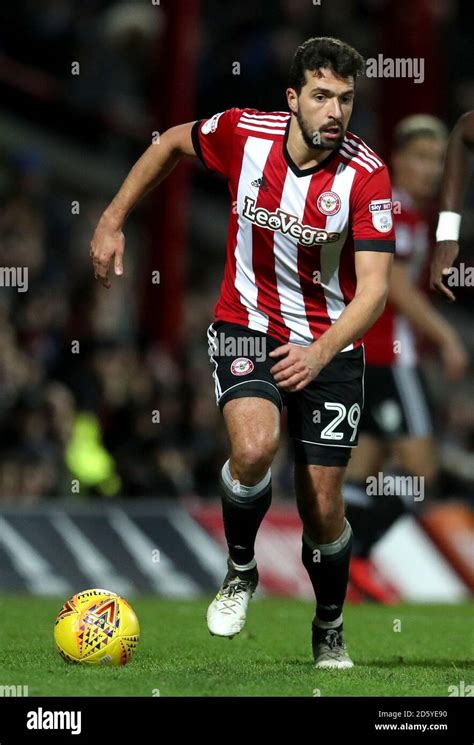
[436,211,461,242]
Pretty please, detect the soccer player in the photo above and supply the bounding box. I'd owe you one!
[431,110,474,300]
[344,116,468,594]
[90,37,396,668]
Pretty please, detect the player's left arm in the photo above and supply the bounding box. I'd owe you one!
[270,251,392,392]
[316,249,392,354]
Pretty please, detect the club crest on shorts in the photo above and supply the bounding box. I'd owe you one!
[230,357,254,376]
[317,191,341,216]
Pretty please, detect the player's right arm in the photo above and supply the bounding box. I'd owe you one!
[431,110,474,300]
[90,122,197,288]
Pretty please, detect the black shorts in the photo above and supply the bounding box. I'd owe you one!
[207,320,365,467]
[360,364,433,440]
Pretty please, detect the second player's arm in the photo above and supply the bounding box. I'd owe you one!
[389,260,468,380]
[90,123,196,287]
[431,111,474,300]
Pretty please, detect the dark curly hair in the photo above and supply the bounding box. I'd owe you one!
[289,37,365,93]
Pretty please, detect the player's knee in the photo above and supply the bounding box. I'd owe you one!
[231,437,277,481]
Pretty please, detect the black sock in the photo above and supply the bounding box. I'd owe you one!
[344,480,407,558]
[302,520,353,624]
[220,463,272,566]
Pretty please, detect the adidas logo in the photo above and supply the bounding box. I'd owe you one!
[251,175,269,191]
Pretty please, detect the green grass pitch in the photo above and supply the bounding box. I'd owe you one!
[1,596,472,697]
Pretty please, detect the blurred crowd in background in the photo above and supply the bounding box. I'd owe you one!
[0,0,473,501]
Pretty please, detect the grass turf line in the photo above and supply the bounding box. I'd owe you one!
[0,596,472,697]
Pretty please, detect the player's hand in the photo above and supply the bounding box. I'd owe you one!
[439,333,469,382]
[269,343,325,392]
[90,215,125,288]
[430,240,459,302]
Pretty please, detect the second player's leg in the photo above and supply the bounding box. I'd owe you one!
[344,367,437,568]
[345,435,388,482]
[392,435,437,490]
[344,435,407,562]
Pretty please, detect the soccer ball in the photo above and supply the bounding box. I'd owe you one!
[54,589,140,666]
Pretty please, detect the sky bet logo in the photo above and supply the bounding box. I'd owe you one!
[369,200,392,212]
[242,196,340,246]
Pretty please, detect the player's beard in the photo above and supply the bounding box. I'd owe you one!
[296,109,344,151]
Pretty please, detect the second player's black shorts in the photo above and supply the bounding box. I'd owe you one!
[359,364,433,440]
[207,320,365,467]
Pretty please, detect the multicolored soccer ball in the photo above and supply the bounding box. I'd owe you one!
[54,589,140,666]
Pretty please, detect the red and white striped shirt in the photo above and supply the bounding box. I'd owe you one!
[192,108,395,349]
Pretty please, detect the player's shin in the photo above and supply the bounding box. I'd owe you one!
[220,458,272,568]
[301,518,353,627]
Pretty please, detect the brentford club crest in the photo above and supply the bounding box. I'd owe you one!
[317,191,341,216]
[230,357,254,376]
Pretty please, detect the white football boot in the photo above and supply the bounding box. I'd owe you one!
[207,558,259,638]
[312,621,354,669]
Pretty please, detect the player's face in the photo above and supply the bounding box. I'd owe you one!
[393,136,446,200]
[289,67,355,150]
